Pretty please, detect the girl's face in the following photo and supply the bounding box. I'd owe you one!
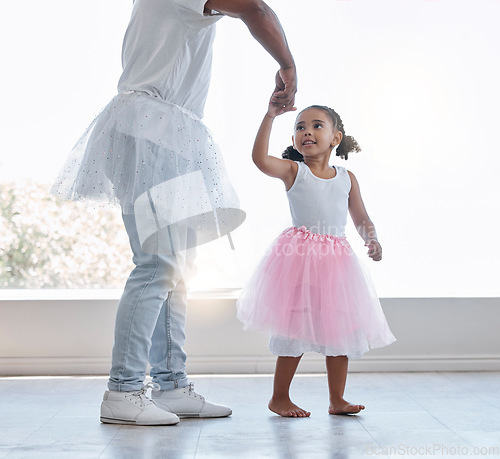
[292,108,342,158]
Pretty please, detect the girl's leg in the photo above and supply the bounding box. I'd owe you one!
[268,356,311,417]
[326,356,365,415]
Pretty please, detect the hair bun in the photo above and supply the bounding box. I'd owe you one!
[282,145,304,162]
[336,135,361,160]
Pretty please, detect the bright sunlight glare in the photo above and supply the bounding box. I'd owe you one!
[1,0,499,297]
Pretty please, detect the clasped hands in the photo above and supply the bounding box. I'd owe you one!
[269,67,297,115]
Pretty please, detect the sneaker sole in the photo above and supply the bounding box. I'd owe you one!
[100,416,179,426]
[176,411,232,419]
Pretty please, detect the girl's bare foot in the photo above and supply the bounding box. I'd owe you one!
[268,397,311,418]
[329,398,365,415]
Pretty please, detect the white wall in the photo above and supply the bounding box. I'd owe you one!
[1,296,498,376]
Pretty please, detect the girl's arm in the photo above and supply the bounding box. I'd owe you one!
[347,171,382,261]
[252,105,297,189]
[204,0,296,111]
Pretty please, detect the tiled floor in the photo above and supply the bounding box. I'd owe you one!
[1,372,499,458]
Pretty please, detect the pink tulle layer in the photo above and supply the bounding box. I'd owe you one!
[237,227,396,358]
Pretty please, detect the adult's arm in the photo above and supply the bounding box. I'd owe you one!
[204,0,297,111]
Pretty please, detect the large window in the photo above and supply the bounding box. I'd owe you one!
[1,0,499,296]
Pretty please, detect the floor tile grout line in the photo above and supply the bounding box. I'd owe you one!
[354,415,391,459]
[193,377,209,459]
[98,425,124,459]
[438,371,500,410]
[435,372,500,450]
[3,399,70,457]
[450,429,486,451]
[385,372,466,437]
[356,372,475,457]
[193,421,203,458]
[197,376,211,441]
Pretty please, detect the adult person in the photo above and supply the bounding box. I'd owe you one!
[51,0,296,425]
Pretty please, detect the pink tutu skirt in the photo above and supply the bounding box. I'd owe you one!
[237,226,396,358]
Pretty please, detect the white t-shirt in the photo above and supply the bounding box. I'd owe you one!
[117,0,222,118]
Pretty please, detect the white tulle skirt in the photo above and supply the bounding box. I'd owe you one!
[237,226,396,359]
[51,91,245,254]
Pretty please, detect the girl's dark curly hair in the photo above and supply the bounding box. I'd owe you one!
[282,105,361,162]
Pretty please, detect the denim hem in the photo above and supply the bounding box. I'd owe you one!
[107,381,146,392]
[153,376,189,391]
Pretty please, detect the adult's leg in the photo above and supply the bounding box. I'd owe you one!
[326,355,365,415]
[149,245,232,418]
[268,356,310,417]
[108,212,183,392]
[148,266,191,390]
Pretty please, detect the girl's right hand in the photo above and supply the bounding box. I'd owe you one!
[267,82,296,119]
[270,67,297,113]
[267,98,290,118]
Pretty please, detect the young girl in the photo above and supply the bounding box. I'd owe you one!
[237,100,396,418]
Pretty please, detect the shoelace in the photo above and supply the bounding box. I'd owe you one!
[125,382,161,407]
[186,382,204,401]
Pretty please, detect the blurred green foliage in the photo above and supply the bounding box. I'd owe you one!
[0,181,133,288]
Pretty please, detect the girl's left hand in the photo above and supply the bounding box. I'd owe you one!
[365,240,382,261]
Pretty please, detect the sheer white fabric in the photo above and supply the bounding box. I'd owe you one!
[51,0,245,254]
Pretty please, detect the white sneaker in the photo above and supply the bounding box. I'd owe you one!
[152,383,232,418]
[100,382,180,425]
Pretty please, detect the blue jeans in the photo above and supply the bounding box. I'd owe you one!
[108,212,194,391]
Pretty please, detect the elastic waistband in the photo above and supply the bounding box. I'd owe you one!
[283,226,349,244]
[118,90,201,121]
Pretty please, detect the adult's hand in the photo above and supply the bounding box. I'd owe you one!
[206,0,297,110]
[271,67,297,112]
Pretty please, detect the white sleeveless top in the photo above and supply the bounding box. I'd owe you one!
[117,0,221,118]
[287,162,352,237]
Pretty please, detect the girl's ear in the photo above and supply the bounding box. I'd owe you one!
[331,130,343,147]
[291,135,296,149]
